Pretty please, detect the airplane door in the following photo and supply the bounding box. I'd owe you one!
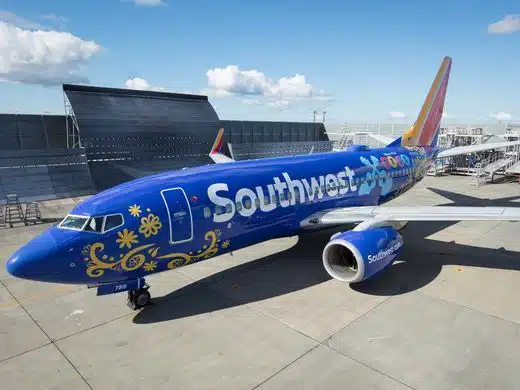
[160,188,193,244]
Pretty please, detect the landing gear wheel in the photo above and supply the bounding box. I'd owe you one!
[127,288,151,310]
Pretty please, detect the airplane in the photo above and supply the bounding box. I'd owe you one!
[6,56,520,310]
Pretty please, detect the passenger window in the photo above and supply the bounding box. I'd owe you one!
[236,202,242,211]
[203,207,211,218]
[84,216,104,233]
[225,203,233,213]
[104,214,124,232]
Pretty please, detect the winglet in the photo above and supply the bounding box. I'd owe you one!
[209,128,235,163]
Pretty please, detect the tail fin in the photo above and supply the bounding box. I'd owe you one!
[401,56,452,147]
[209,128,235,163]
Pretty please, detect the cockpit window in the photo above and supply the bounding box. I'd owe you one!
[104,214,124,232]
[59,215,89,230]
[58,213,124,234]
[84,216,104,233]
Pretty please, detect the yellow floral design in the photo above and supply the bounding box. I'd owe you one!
[81,244,92,256]
[83,227,228,278]
[84,242,155,277]
[143,261,157,272]
[129,204,142,218]
[116,229,139,249]
[139,213,162,238]
[157,230,219,269]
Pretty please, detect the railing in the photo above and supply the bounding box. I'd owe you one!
[468,144,520,185]
[469,163,487,186]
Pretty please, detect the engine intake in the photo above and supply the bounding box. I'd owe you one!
[322,227,403,283]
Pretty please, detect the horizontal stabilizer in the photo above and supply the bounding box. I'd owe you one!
[209,128,235,164]
[301,205,520,227]
[386,136,402,148]
[436,140,520,159]
[367,134,396,146]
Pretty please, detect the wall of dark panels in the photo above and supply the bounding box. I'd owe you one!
[220,120,328,148]
[63,84,221,191]
[0,114,68,150]
[0,87,332,204]
[87,158,210,192]
[0,148,95,204]
[229,141,334,160]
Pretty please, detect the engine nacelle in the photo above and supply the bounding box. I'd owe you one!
[322,227,403,283]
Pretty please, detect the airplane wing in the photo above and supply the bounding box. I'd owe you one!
[435,140,520,159]
[300,205,520,228]
[209,128,235,163]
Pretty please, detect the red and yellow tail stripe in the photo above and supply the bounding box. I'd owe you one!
[210,128,225,155]
[402,56,452,147]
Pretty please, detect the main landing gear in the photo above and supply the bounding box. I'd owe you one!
[127,283,151,310]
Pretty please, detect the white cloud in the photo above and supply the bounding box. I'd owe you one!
[206,65,271,96]
[489,111,513,121]
[488,14,520,35]
[0,20,102,86]
[442,112,454,119]
[123,0,167,6]
[125,77,164,91]
[269,74,313,99]
[242,98,260,105]
[389,111,407,119]
[0,10,43,29]
[205,65,328,105]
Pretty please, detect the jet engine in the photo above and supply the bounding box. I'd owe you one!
[322,227,403,283]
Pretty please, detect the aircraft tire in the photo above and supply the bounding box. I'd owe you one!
[127,288,151,310]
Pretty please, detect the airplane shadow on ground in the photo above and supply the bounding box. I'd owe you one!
[133,187,520,324]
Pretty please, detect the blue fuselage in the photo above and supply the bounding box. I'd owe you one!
[6,145,435,285]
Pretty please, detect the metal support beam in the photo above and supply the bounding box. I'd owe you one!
[64,92,81,148]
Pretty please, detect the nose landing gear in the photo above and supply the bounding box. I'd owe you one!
[127,283,151,310]
[93,278,152,310]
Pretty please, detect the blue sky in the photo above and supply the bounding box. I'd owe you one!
[0,0,519,124]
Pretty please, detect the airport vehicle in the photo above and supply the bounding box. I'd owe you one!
[7,56,520,309]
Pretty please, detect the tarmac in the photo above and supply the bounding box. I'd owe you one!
[1,175,520,390]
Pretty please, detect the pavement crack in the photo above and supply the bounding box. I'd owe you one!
[250,344,321,390]
[323,343,418,390]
